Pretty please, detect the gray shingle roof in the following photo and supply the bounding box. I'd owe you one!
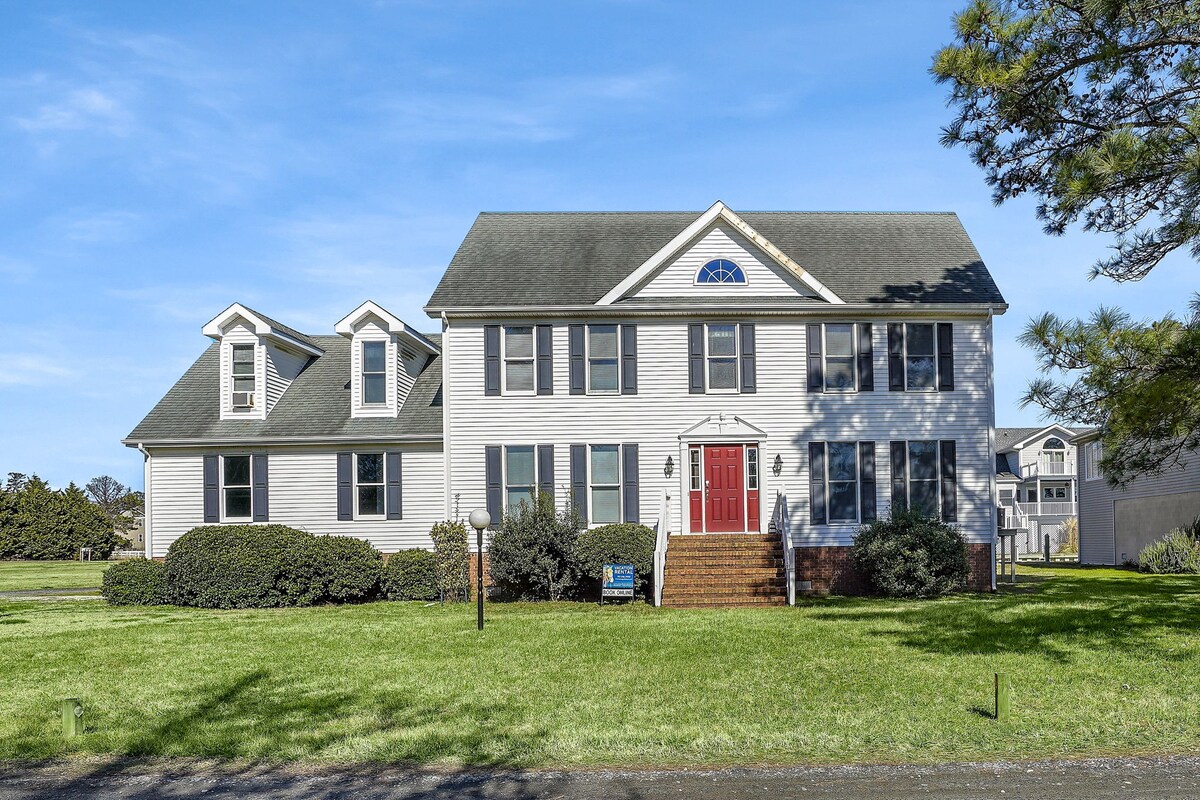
[995,425,1091,453]
[241,305,323,351]
[426,211,1006,310]
[125,334,441,444]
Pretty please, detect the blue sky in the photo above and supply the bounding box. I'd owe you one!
[0,1,1194,491]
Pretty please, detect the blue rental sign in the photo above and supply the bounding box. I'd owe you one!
[602,563,635,599]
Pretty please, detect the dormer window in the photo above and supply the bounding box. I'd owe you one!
[231,344,256,409]
[362,341,387,405]
[696,259,746,284]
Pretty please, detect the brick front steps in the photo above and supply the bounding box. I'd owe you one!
[661,533,788,607]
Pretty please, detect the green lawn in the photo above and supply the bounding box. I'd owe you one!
[1,564,1198,767]
[0,560,110,592]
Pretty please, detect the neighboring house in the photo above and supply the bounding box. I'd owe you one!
[994,424,1088,556]
[126,201,1007,605]
[1073,432,1200,565]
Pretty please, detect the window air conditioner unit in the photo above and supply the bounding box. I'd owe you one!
[232,391,255,408]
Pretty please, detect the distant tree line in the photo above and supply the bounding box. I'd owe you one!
[0,473,143,560]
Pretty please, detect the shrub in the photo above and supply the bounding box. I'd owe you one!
[313,535,383,602]
[430,520,469,600]
[165,525,381,608]
[101,559,168,606]
[383,549,440,600]
[852,508,970,598]
[488,492,582,600]
[1138,528,1200,574]
[573,523,655,599]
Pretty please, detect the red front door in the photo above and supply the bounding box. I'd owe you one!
[704,445,745,532]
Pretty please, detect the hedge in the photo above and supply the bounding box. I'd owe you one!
[101,559,168,606]
[382,549,439,600]
[574,523,655,599]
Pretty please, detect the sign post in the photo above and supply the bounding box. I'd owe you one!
[601,563,635,605]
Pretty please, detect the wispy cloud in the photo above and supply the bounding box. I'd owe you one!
[16,86,132,136]
[61,210,143,244]
[0,353,76,387]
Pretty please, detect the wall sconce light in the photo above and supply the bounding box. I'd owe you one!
[664,455,674,478]
[772,454,783,476]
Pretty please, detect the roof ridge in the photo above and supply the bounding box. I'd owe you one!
[476,210,960,216]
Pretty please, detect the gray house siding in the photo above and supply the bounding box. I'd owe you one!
[1077,444,1200,564]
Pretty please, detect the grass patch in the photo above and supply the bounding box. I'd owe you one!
[1,565,1198,767]
[0,560,111,591]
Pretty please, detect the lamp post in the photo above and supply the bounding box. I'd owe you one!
[468,509,491,631]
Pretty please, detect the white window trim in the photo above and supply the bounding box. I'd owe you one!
[902,440,942,515]
[1083,441,1104,481]
[588,444,622,526]
[220,453,253,523]
[822,323,859,394]
[503,445,537,513]
[353,452,386,520]
[820,441,861,524]
[501,326,536,396]
[746,445,759,492]
[900,322,939,394]
[688,446,702,492]
[230,343,257,412]
[360,340,388,407]
[585,324,620,396]
[704,322,740,394]
[692,257,749,287]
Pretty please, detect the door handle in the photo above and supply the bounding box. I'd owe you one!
[704,480,710,500]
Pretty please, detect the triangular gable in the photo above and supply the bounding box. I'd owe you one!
[202,303,324,356]
[1006,423,1078,452]
[334,300,440,354]
[597,201,844,305]
[678,414,768,441]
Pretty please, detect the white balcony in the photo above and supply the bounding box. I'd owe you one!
[1025,459,1075,477]
[1015,501,1077,517]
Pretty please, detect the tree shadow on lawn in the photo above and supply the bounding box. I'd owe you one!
[805,572,1200,664]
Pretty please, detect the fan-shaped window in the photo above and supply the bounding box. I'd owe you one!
[696,259,746,284]
[1043,437,1065,449]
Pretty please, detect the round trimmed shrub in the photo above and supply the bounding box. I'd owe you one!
[101,559,168,606]
[382,549,439,600]
[488,492,581,600]
[165,525,381,608]
[852,509,969,598]
[313,535,383,602]
[1138,529,1200,574]
[573,523,655,599]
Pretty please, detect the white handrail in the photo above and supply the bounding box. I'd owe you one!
[774,491,795,605]
[653,491,670,607]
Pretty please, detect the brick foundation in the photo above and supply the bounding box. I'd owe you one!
[795,543,994,595]
[467,552,493,597]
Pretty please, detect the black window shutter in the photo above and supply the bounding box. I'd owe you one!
[620,324,638,395]
[252,454,269,522]
[809,442,827,524]
[688,323,705,394]
[386,451,403,520]
[622,443,639,523]
[887,324,904,391]
[890,441,908,511]
[570,444,588,523]
[336,452,352,521]
[739,323,756,393]
[940,440,957,522]
[537,444,555,499]
[203,454,219,523]
[536,324,553,395]
[483,325,501,396]
[937,323,955,391]
[858,323,874,391]
[568,324,585,395]
[806,323,823,392]
[485,446,502,526]
[858,442,876,522]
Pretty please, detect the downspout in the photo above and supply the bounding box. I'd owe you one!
[137,443,152,558]
[441,311,453,521]
[986,308,998,591]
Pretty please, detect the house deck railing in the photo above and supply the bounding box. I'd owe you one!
[1014,501,1077,517]
[1025,459,1076,477]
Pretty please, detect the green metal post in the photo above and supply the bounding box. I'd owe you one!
[61,698,83,737]
[994,673,1011,721]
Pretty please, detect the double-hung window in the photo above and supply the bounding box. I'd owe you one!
[706,323,738,391]
[1083,440,1103,481]
[590,444,621,524]
[222,455,252,520]
[503,326,535,393]
[505,445,536,511]
[826,442,859,522]
[809,441,876,525]
[587,324,619,393]
[903,323,937,391]
[231,344,255,407]
[823,324,856,391]
[362,341,387,405]
[906,441,939,516]
[356,453,385,516]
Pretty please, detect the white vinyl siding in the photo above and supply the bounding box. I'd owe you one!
[145,444,445,558]
[446,316,995,546]
[264,341,309,415]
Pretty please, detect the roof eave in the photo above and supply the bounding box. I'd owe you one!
[426,301,1008,319]
[124,433,443,448]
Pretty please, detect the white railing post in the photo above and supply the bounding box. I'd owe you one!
[653,491,670,607]
[776,490,795,606]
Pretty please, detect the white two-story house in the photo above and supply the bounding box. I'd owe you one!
[126,201,1007,605]
[994,424,1088,555]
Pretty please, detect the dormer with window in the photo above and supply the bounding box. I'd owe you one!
[203,303,324,421]
[335,301,440,419]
